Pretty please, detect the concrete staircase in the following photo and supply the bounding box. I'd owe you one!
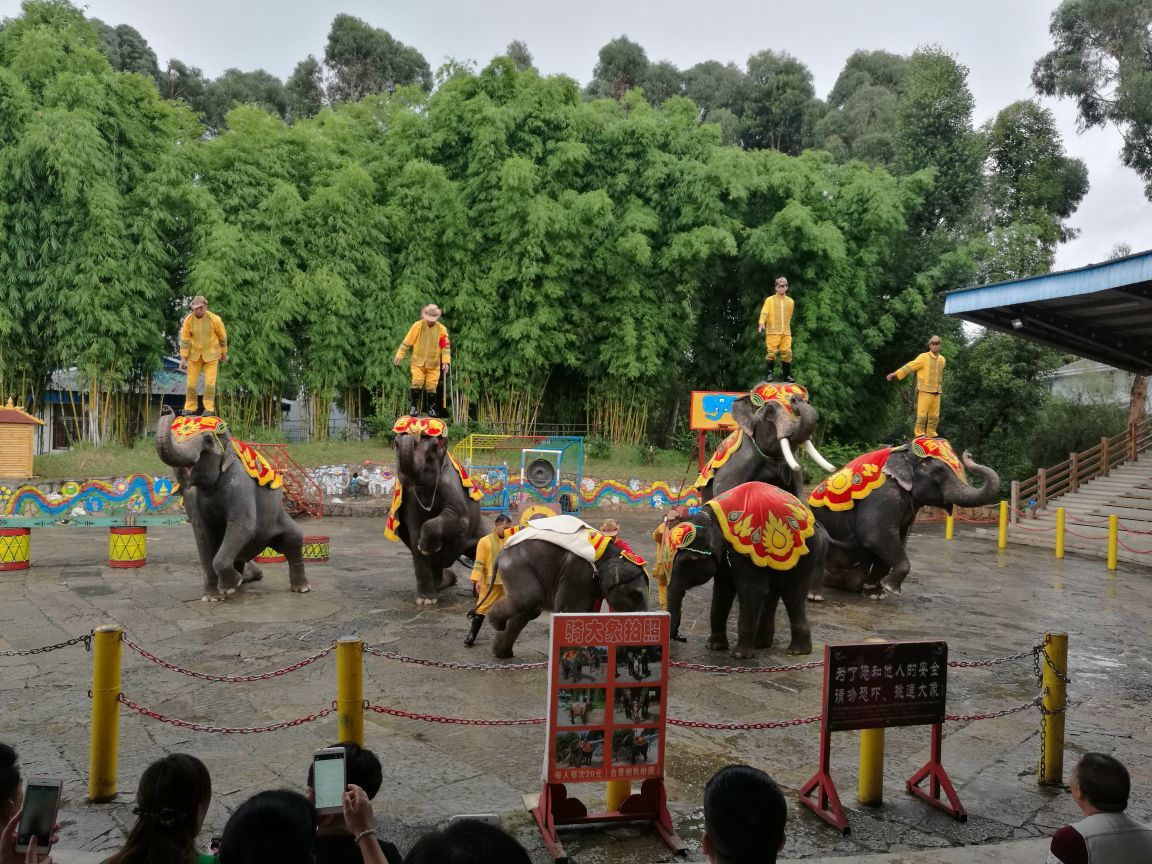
[1009,455,1152,567]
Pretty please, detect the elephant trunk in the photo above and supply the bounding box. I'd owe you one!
[395,434,416,480]
[155,407,198,468]
[942,453,1001,509]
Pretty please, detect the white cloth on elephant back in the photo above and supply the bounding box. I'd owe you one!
[502,515,612,563]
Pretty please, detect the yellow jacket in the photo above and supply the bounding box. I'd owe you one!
[758,294,794,335]
[179,312,228,362]
[470,531,506,587]
[652,521,675,579]
[395,321,451,368]
[894,352,946,393]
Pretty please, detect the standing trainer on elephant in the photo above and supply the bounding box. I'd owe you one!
[465,513,513,647]
[887,335,946,438]
[178,295,228,417]
[394,304,451,418]
[757,276,795,383]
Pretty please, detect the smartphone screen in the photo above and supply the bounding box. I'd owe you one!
[312,749,346,812]
[17,781,61,851]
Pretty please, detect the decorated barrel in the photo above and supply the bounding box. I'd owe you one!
[303,535,330,564]
[254,547,287,563]
[0,527,30,571]
[108,526,147,569]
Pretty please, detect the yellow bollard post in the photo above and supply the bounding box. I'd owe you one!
[998,501,1008,549]
[858,728,885,805]
[1055,508,1065,559]
[1039,633,1068,785]
[1107,515,1118,571]
[336,637,364,747]
[606,779,632,811]
[89,625,123,802]
[945,507,955,541]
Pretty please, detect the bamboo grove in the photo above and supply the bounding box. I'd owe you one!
[0,2,1094,455]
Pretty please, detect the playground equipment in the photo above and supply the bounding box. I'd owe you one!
[452,434,584,514]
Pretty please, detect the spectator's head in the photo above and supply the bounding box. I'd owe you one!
[405,819,531,864]
[306,742,383,799]
[599,519,620,538]
[106,753,212,864]
[0,742,21,826]
[1072,753,1130,814]
[702,765,787,864]
[217,790,317,864]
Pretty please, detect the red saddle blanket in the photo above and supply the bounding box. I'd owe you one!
[169,416,282,490]
[750,382,809,414]
[705,482,815,570]
[693,429,743,489]
[807,447,891,512]
[912,436,966,481]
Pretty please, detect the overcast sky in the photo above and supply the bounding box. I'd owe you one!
[12,0,1151,269]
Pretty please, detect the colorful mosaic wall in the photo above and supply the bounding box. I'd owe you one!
[0,475,180,518]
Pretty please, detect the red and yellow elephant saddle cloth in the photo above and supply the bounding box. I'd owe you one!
[665,521,700,553]
[383,446,484,543]
[392,415,446,436]
[807,447,891,512]
[502,514,613,563]
[912,436,966,481]
[693,429,743,489]
[169,416,282,490]
[750,382,809,414]
[705,481,815,570]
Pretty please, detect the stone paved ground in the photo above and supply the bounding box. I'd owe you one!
[2,510,1150,863]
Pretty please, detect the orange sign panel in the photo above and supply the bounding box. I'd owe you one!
[689,391,746,431]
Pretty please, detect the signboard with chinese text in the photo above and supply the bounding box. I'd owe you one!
[689,391,746,431]
[545,613,670,785]
[824,641,948,732]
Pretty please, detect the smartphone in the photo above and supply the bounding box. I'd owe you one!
[16,778,62,854]
[448,813,501,828]
[312,747,347,815]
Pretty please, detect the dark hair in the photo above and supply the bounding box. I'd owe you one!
[105,754,212,864]
[704,765,787,864]
[307,742,383,799]
[1075,753,1130,812]
[405,819,531,864]
[494,514,513,525]
[217,790,317,864]
[0,743,19,804]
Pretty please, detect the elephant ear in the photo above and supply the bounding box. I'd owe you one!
[731,394,758,437]
[882,450,914,492]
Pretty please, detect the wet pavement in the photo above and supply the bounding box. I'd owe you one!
[2,510,1150,863]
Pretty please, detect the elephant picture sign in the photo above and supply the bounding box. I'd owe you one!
[544,613,670,785]
[689,390,745,431]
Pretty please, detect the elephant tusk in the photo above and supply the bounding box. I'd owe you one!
[804,439,837,472]
[780,437,801,472]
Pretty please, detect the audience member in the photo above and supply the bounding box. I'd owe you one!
[306,743,401,864]
[1049,752,1152,863]
[1,741,55,864]
[405,819,531,864]
[103,753,213,864]
[702,764,787,864]
[216,790,316,864]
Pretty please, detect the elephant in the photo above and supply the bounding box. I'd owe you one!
[568,699,589,724]
[694,383,836,503]
[487,536,649,658]
[808,439,1000,599]
[561,649,596,683]
[667,481,827,659]
[155,407,308,601]
[388,417,486,604]
[628,735,650,764]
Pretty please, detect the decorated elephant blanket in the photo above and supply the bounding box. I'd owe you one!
[502,514,614,563]
[911,436,966,481]
[170,416,283,490]
[750,382,809,413]
[693,429,743,489]
[705,481,815,570]
[807,447,891,512]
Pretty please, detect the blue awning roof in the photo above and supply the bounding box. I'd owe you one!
[945,249,1152,375]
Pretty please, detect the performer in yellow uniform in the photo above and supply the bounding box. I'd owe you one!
[178,295,228,416]
[757,276,795,382]
[464,513,512,647]
[888,336,946,437]
[650,507,685,611]
[394,304,451,417]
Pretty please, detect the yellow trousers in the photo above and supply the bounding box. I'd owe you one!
[410,364,441,392]
[764,333,793,362]
[915,390,941,437]
[184,358,219,413]
[475,582,504,616]
[652,568,669,611]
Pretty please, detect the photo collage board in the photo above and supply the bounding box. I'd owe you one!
[545,612,670,785]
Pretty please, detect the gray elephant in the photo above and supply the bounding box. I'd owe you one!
[386,416,486,604]
[155,407,308,601]
[667,481,826,658]
[807,438,1000,599]
[487,517,649,658]
[694,382,836,503]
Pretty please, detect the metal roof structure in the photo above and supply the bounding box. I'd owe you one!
[944,249,1152,375]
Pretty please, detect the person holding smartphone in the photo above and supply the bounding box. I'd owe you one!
[307,743,402,864]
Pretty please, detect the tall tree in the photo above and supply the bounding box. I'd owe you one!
[157,59,210,114]
[90,19,159,79]
[202,68,288,130]
[682,59,745,116]
[286,55,325,121]
[588,35,648,99]
[324,14,432,102]
[816,51,907,166]
[1033,0,1152,199]
[504,39,535,73]
[742,50,817,154]
[642,60,682,106]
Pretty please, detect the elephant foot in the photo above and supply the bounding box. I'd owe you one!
[201,593,225,603]
[492,643,514,659]
[439,569,458,590]
[754,637,774,650]
[807,592,824,602]
[415,596,439,606]
[730,646,757,660]
[879,578,902,597]
[705,635,729,651]
[242,563,263,584]
[291,583,311,594]
[787,640,813,656]
[863,583,887,600]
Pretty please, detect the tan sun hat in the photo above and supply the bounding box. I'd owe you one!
[421,304,442,323]
[599,519,620,537]
[190,295,208,309]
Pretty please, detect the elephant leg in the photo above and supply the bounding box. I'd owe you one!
[807,556,826,602]
[780,585,813,655]
[755,589,780,650]
[412,554,443,605]
[492,608,540,659]
[732,589,766,659]
[874,528,912,596]
[270,520,309,593]
[211,526,251,595]
[436,567,458,592]
[240,561,264,584]
[707,576,737,652]
[188,508,222,601]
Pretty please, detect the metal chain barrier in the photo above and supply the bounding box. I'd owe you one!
[1117,538,1152,554]
[0,633,92,657]
[364,645,546,671]
[117,694,336,733]
[946,698,1040,722]
[667,714,822,730]
[670,659,824,674]
[1065,527,1110,540]
[122,635,333,682]
[366,702,546,725]
[950,645,1042,668]
[1010,521,1056,533]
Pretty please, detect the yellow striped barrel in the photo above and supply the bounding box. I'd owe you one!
[108,527,147,569]
[0,527,30,571]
